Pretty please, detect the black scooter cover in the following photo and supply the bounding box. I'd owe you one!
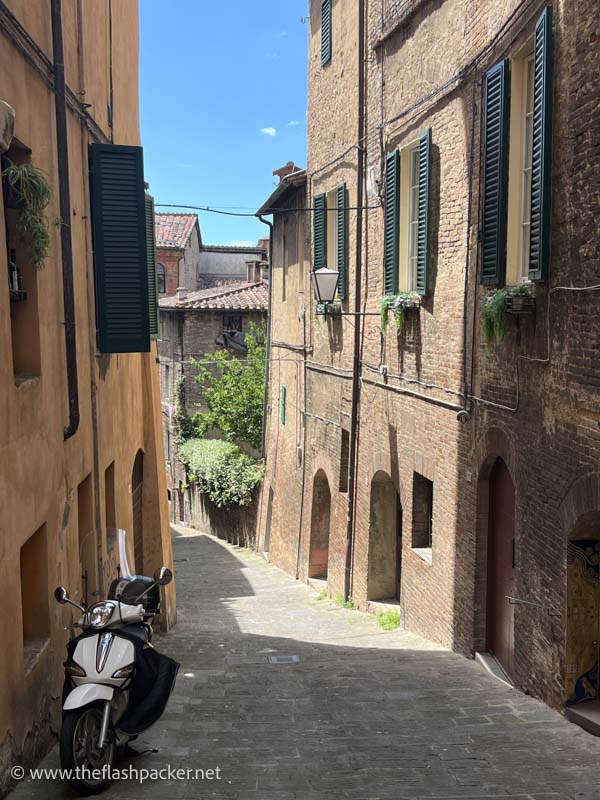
[63,630,180,735]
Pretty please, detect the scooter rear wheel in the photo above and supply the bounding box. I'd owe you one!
[60,704,115,796]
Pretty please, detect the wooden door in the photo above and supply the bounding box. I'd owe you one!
[132,450,144,575]
[566,539,600,705]
[486,459,515,679]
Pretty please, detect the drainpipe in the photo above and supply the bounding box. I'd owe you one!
[258,215,273,459]
[51,0,79,439]
[344,0,366,603]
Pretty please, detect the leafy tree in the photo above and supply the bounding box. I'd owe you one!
[178,438,264,508]
[193,323,266,451]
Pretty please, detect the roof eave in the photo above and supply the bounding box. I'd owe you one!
[256,170,307,216]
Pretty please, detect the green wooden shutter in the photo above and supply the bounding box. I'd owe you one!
[529,6,553,282]
[89,143,150,353]
[280,384,286,425]
[416,129,432,296]
[336,183,347,300]
[480,59,510,286]
[321,0,332,66]
[145,193,159,339]
[313,193,327,269]
[384,150,400,295]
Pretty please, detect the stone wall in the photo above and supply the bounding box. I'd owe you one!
[175,482,258,550]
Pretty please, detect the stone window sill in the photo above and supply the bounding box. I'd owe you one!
[14,373,40,389]
[412,547,432,565]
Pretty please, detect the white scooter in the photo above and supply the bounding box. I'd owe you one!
[55,529,179,795]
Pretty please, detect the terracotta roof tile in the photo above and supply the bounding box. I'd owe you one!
[155,213,198,250]
[159,281,269,311]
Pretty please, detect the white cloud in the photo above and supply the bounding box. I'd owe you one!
[280,30,288,37]
[260,127,277,137]
[287,120,302,127]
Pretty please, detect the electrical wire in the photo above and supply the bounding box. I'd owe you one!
[155,202,380,216]
[469,285,600,413]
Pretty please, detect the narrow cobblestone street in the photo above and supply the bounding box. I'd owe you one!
[12,526,600,799]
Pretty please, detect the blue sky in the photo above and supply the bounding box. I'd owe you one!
[139,1,308,246]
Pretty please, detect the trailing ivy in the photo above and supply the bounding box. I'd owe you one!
[3,160,52,268]
[380,292,421,335]
[482,283,535,348]
[173,375,196,447]
[178,438,264,508]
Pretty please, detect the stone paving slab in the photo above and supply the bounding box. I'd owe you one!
[8,526,600,799]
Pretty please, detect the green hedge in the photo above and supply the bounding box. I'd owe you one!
[178,438,264,509]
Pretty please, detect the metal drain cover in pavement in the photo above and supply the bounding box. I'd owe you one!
[268,655,300,665]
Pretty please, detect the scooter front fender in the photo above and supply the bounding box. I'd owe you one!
[63,683,114,711]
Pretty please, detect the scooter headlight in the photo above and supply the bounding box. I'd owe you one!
[88,601,115,629]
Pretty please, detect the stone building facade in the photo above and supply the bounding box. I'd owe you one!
[0,0,173,790]
[257,0,600,718]
[158,280,268,510]
[155,213,268,297]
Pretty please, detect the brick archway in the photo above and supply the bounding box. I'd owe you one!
[309,470,332,580]
[367,471,402,602]
[473,427,517,654]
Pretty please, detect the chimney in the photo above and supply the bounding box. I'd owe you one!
[176,286,188,302]
[273,161,299,183]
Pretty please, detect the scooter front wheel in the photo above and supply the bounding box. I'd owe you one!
[59,704,115,796]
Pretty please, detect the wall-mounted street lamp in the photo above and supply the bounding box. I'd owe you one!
[311,267,341,316]
[311,266,380,319]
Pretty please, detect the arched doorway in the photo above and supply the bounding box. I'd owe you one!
[309,471,331,579]
[486,458,516,680]
[131,449,144,574]
[566,512,600,708]
[367,471,402,601]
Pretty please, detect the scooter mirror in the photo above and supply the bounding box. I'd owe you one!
[54,586,69,604]
[154,566,173,586]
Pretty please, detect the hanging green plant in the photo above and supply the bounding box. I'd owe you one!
[3,160,52,268]
[380,292,421,335]
[482,283,536,347]
[482,289,508,347]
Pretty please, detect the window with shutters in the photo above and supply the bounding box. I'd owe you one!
[89,143,151,354]
[321,0,332,66]
[406,145,420,291]
[391,131,431,296]
[495,6,553,286]
[326,187,339,281]
[318,184,347,301]
[506,49,535,284]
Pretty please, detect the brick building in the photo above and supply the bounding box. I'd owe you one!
[256,0,600,720]
[158,278,268,507]
[155,213,202,296]
[154,212,268,296]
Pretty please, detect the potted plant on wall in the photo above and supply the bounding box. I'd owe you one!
[2,159,52,268]
[380,292,421,336]
[482,282,536,348]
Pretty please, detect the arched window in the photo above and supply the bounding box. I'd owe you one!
[157,264,166,294]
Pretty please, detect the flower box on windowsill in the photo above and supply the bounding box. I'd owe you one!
[505,294,536,315]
